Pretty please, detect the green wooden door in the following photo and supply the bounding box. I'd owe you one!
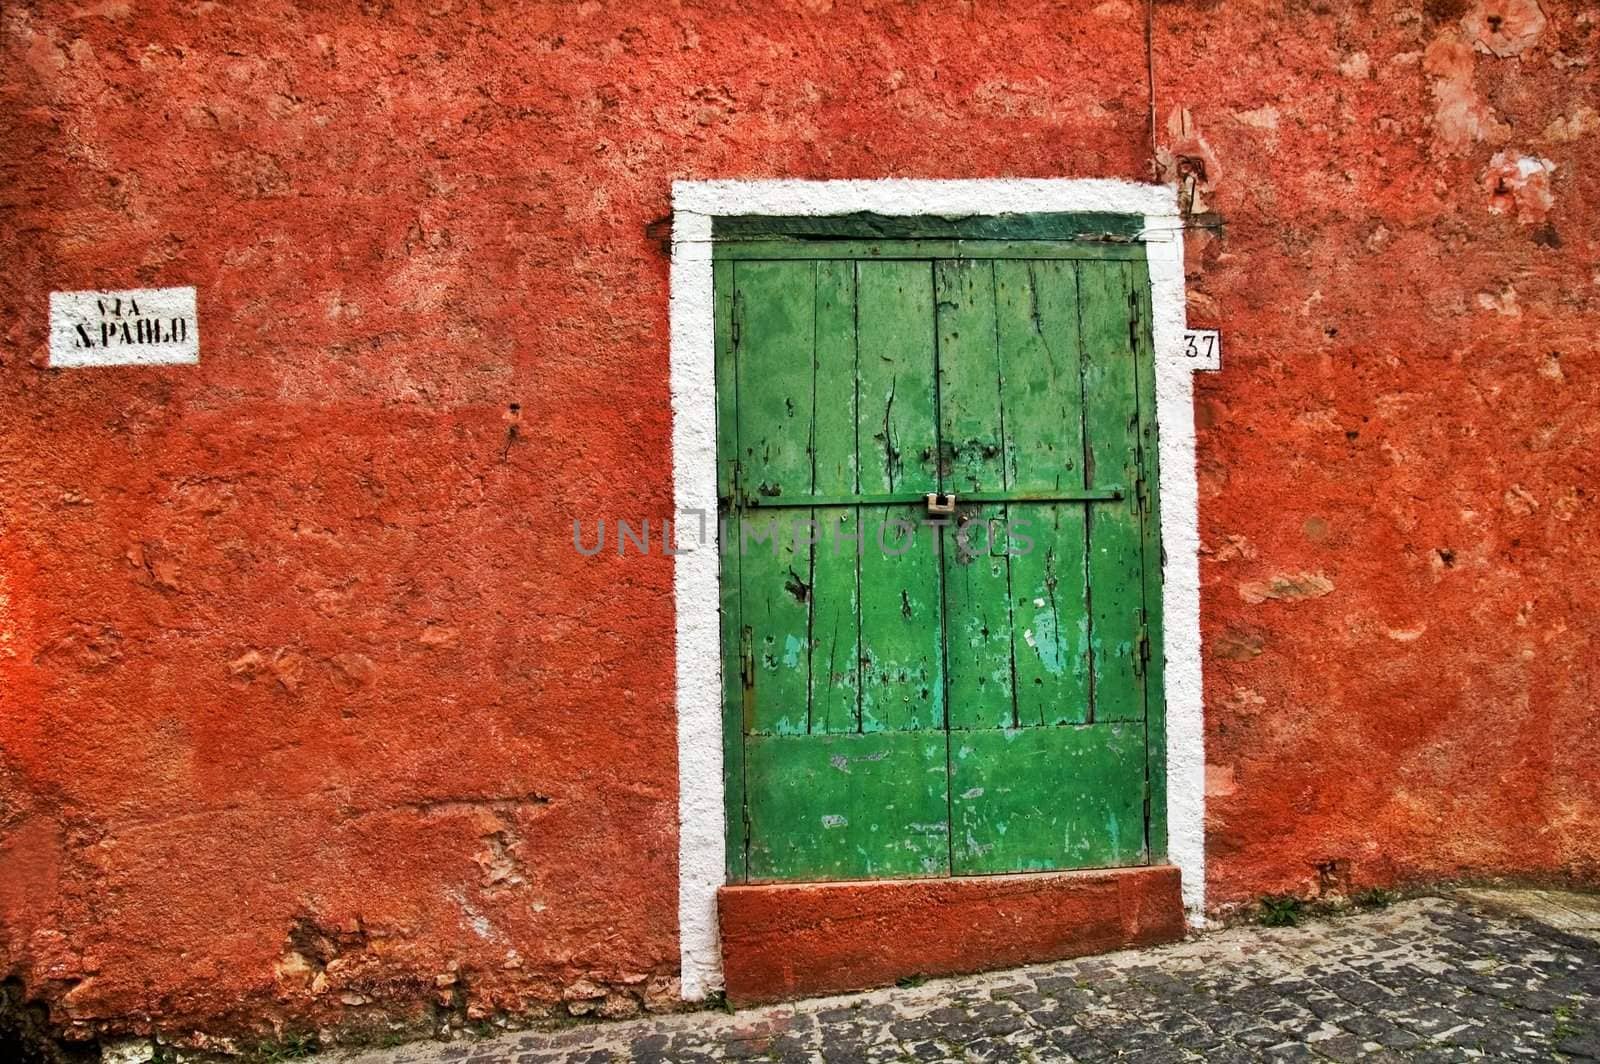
[715,232,1164,884]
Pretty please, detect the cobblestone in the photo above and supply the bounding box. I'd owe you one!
[334,896,1599,1063]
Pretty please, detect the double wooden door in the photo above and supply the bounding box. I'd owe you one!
[714,237,1164,883]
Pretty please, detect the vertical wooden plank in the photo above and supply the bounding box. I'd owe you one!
[941,517,1015,731]
[1079,261,1145,723]
[714,257,747,880]
[994,261,1091,727]
[809,508,860,732]
[857,260,939,496]
[937,259,1015,731]
[856,261,943,733]
[736,259,818,501]
[936,259,1006,495]
[736,261,815,735]
[1130,257,1167,860]
[1004,506,1091,726]
[810,261,860,734]
[994,261,1086,492]
[813,261,859,495]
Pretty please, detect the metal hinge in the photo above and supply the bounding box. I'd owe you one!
[739,626,755,732]
[731,312,740,347]
[1135,624,1151,676]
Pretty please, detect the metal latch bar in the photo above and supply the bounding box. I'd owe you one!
[738,486,1125,510]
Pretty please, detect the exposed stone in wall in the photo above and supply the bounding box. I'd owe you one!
[1424,34,1510,151]
[1237,572,1337,606]
[1482,150,1557,221]
[1462,0,1547,57]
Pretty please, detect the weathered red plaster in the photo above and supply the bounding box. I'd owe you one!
[718,868,1185,1005]
[1157,0,1600,912]
[0,0,1596,1045]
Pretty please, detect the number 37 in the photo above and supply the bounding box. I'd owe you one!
[1181,329,1221,370]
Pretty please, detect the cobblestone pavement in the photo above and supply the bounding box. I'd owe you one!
[336,895,1600,1063]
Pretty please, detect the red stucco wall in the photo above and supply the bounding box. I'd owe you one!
[1162,0,1599,906]
[1,0,1595,1045]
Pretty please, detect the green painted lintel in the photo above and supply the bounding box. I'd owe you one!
[714,239,1144,262]
[713,211,1145,244]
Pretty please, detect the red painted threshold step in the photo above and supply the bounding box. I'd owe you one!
[718,865,1184,1005]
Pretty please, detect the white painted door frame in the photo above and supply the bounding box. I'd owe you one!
[669,179,1206,1000]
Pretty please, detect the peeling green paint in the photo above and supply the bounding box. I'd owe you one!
[721,240,1160,883]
